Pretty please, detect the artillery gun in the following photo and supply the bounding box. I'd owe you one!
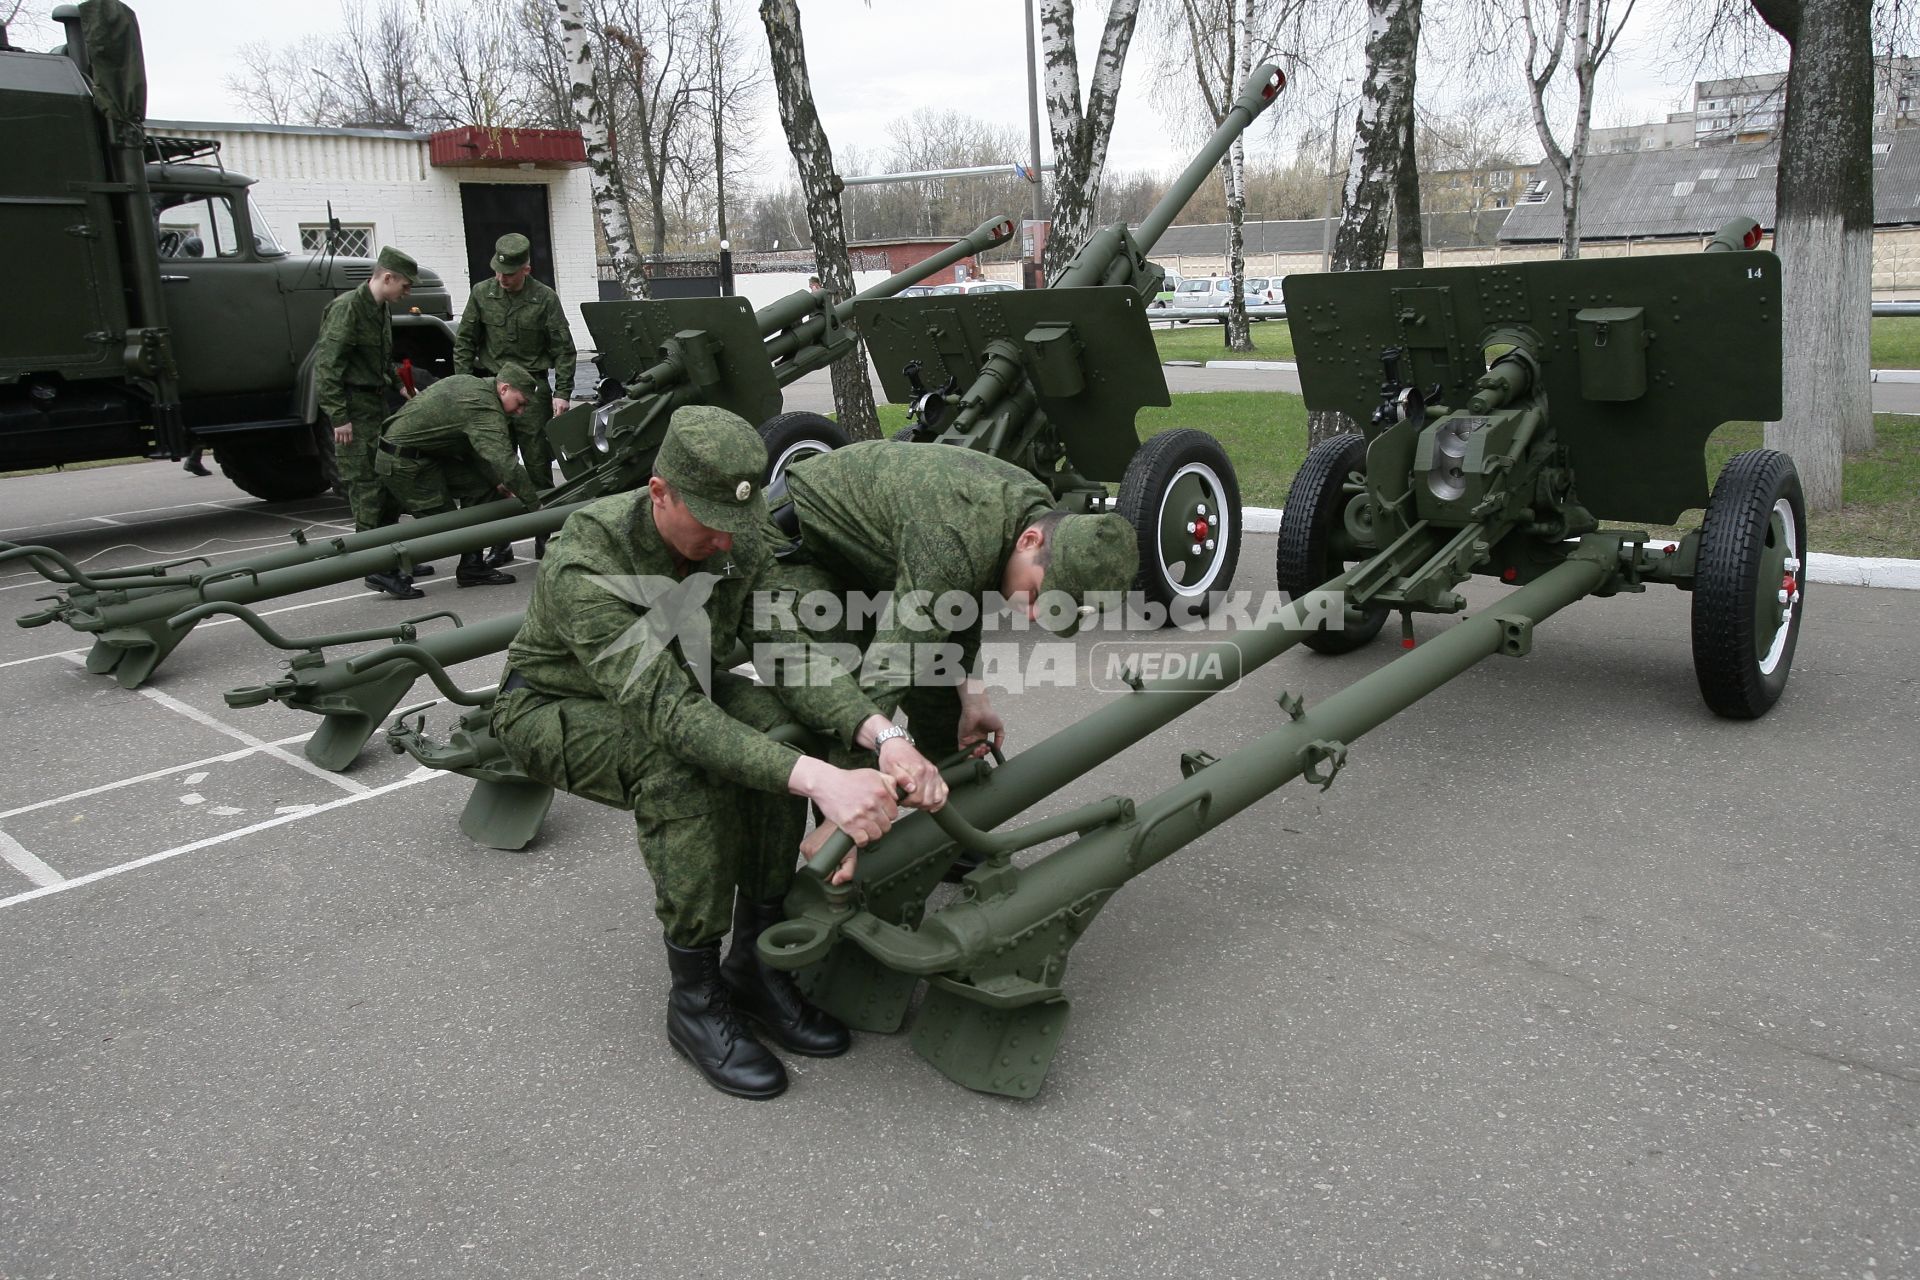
[733,223,1801,1098]
[5,217,1017,690]
[853,63,1288,614]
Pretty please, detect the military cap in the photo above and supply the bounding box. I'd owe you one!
[375,246,418,283]
[1041,513,1139,609]
[491,233,532,274]
[493,361,539,403]
[654,405,768,534]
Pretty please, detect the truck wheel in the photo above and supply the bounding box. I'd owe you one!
[216,428,332,502]
[1691,449,1806,719]
[1276,433,1387,654]
[758,412,849,489]
[1116,428,1241,620]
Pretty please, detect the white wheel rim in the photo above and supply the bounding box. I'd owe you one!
[1155,461,1232,597]
[770,437,834,483]
[1758,496,1798,676]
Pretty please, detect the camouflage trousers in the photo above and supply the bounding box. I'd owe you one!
[512,375,556,489]
[336,391,401,533]
[771,560,964,763]
[375,449,495,518]
[491,671,805,946]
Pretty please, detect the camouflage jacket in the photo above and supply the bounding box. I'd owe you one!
[453,276,578,399]
[785,440,1053,716]
[314,284,397,424]
[380,374,536,498]
[506,490,880,794]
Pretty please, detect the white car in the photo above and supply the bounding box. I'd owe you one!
[1198,276,1281,308]
[928,280,1020,295]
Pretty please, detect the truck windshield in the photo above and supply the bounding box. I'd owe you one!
[248,197,286,256]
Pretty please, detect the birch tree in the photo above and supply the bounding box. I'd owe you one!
[557,0,649,299]
[1748,0,1877,504]
[1516,0,1639,258]
[1038,0,1143,280]
[758,0,880,438]
[1307,0,1421,446]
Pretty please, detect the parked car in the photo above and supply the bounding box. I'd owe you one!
[929,280,1020,295]
[1151,274,1184,307]
[1199,275,1282,308]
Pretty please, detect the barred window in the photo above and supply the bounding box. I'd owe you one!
[299,223,374,258]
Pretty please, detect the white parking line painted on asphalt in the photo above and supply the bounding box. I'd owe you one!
[0,768,450,911]
[0,733,315,822]
[125,679,372,797]
[51,653,369,796]
[0,495,353,540]
[0,648,87,670]
[0,830,62,888]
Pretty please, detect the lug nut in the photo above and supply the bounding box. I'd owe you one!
[1186,521,1196,534]
[1196,503,1208,516]
[1190,543,1203,556]
[1205,539,1215,550]
[1785,556,1801,573]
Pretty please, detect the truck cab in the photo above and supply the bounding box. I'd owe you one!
[0,5,455,501]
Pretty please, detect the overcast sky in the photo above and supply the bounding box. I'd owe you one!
[27,0,1784,180]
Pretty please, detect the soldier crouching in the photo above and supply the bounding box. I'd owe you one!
[489,406,949,1099]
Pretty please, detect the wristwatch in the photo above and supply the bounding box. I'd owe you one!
[873,724,913,752]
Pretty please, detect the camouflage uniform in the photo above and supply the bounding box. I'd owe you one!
[374,371,538,516]
[778,440,1058,754]
[492,458,878,946]
[315,278,406,533]
[453,233,576,486]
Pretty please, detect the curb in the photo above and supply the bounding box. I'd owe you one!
[1187,360,1920,384]
[1236,507,1920,590]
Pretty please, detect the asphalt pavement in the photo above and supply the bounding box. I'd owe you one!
[0,455,1915,1278]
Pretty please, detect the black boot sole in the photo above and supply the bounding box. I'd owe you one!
[667,1028,788,1099]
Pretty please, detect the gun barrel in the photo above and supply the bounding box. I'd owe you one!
[760,215,1016,365]
[1133,65,1285,255]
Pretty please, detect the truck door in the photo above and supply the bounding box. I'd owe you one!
[153,190,290,416]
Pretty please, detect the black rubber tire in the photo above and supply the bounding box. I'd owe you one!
[216,426,332,502]
[1115,428,1242,620]
[757,411,850,488]
[1691,448,1806,719]
[1275,433,1388,655]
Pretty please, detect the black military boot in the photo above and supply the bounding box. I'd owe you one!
[485,541,516,569]
[363,570,424,600]
[455,550,515,587]
[410,562,436,577]
[720,896,851,1057]
[664,937,788,1100]
[533,533,549,560]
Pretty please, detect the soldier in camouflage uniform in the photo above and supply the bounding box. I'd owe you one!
[777,439,1139,761]
[315,245,422,599]
[374,362,540,589]
[491,406,947,1100]
[454,232,576,567]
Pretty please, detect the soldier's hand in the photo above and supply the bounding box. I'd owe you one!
[800,821,861,886]
[333,422,353,445]
[552,396,571,417]
[878,737,947,811]
[805,765,899,849]
[957,693,1006,759]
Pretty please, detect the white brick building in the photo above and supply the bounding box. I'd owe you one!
[147,119,600,354]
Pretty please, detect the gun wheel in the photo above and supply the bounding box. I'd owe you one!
[757,411,851,490]
[1275,433,1388,654]
[1116,428,1241,619]
[1691,448,1806,719]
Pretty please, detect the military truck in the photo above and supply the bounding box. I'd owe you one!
[0,1,455,501]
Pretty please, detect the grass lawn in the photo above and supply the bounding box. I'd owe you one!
[877,395,1919,559]
[1157,316,1920,371]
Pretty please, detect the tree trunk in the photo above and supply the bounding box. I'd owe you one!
[556,0,647,299]
[1307,0,1419,447]
[1038,0,1141,281]
[1393,0,1424,269]
[758,0,878,438]
[1224,138,1251,351]
[1752,0,1872,509]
